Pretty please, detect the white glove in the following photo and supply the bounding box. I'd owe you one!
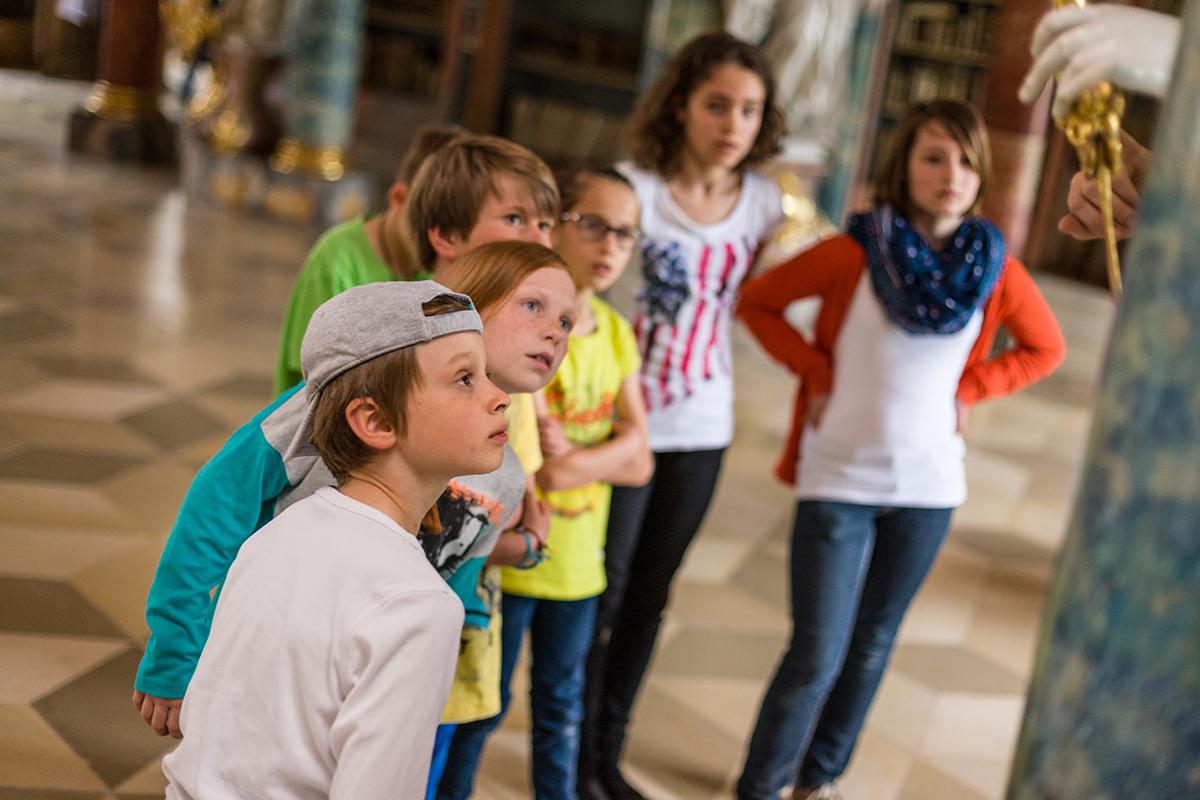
[1018,5,1181,119]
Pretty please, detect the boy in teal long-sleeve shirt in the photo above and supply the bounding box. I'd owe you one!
[133,135,560,741]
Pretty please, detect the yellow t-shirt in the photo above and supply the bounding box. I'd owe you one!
[502,297,640,601]
[506,393,543,475]
[440,394,539,724]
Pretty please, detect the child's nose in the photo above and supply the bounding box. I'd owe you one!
[490,380,511,414]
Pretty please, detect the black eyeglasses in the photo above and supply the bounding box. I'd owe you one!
[560,213,642,248]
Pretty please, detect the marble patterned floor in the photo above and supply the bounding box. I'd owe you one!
[0,69,1115,800]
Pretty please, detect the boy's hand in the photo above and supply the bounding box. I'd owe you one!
[132,689,183,738]
[520,490,552,548]
[538,415,574,458]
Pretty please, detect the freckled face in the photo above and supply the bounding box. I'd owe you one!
[479,268,578,394]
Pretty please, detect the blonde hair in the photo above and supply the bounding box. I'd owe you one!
[874,100,992,218]
[405,135,560,268]
[444,240,573,311]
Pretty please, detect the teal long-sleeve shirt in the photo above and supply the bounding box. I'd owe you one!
[134,385,304,698]
[134,381,523,699]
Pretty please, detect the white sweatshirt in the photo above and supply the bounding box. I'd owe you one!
[163,487,463,800]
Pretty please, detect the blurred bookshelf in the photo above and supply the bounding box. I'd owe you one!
[359,0,656,166]
[362,0,452,97]
[864,0,1001,182]
[500,0,650,165]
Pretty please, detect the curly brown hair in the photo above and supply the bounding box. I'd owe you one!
[628,32,784,176]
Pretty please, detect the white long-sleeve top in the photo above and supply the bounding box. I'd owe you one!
[163,486,463,800]
[795,278,981,508]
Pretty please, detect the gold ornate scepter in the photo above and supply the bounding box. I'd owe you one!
[1053,0,1126,298]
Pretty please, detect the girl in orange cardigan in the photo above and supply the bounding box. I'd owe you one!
[734,100,1065,800]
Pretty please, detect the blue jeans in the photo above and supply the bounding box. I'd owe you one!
[439,592,599,800]
[426,723,457,800]
[737,501,953,799]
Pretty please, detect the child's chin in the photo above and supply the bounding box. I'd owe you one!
[463,452,504,476]
[515,373,551,393]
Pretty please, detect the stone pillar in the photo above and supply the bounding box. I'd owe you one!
[183,0,372,228]
[67,0,174,163]
[817,5,890,224]
[268,0,365,181]
[1007,5,1200,798]
[980,0,1051,259]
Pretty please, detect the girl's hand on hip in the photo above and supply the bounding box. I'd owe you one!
[806,394,829,430]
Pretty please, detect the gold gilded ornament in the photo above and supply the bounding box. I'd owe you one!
[1054,0,1125,298]
[160,0,221,63]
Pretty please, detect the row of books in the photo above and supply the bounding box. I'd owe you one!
[883,62,985,117]
[362,36,439,96]
[895,2,994,59]
[507,94,627,165]
[515,18,642,75]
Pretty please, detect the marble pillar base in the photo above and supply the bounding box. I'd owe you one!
[180,131,374,228]
[66,106,177,164]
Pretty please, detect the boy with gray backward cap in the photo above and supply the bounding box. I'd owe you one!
[163,281,512,800]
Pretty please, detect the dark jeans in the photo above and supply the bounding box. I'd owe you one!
[736,500,953,799]
[580,448,726,781]
[439,592,599,800]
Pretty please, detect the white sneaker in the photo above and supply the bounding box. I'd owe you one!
[793,784,842,800]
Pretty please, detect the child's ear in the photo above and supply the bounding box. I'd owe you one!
[386,181,408,210]
[344,397,397,451]
[426,225,462,261]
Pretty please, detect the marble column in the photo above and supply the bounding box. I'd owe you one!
[1007,5,1200,798]
[180,0,371,229]
[67,0,174,162]
[816,5,888,224]
[268,0,365,181]
[980,0,1051,259]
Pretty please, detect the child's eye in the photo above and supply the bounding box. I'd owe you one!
[523,299,541,313]
[742,105,760,119]
[560,316,573,332]
[581,217,606,236]
[504,213,525,227]
[457,372,474,387]
[537,220,554,233]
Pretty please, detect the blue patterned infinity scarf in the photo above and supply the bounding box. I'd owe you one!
[846,206,1005,334]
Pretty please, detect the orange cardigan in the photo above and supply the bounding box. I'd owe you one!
[737,234,1067,486]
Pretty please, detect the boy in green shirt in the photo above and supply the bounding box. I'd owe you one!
[273,125,461,394]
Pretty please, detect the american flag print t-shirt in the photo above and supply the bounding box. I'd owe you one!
[617,162,784,451]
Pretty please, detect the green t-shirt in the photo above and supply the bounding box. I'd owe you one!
[273,217,429,394]
[501,297,640,601]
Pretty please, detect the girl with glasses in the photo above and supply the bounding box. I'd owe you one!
[438,167,653,800]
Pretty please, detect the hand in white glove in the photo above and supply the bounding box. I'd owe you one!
[1018,5,1181,119]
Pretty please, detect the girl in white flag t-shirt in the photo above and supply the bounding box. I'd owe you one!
[579,32,786,800]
